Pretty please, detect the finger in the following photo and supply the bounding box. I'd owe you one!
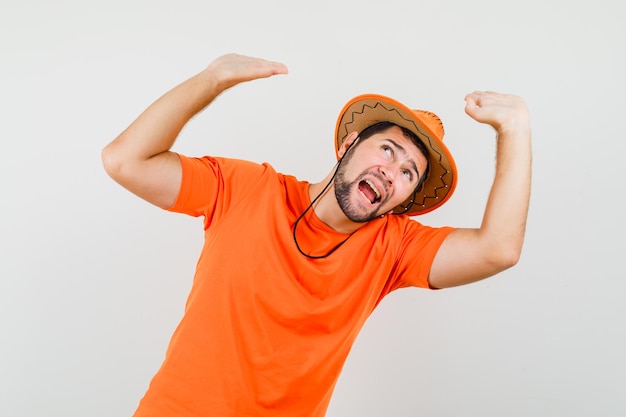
[269,61,289,75]
[465,91,485,104]
[250,58,288,78]
[464,93,481,111]
[464,99,479,119]
[464,92,490,121]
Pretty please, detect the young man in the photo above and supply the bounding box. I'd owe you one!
[102,53,531,416]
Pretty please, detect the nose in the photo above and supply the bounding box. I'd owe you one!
[380,164,397,184]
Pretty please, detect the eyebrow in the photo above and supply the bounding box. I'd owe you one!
[385,139,421,180]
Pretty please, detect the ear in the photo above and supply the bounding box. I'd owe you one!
[337,131,359,158]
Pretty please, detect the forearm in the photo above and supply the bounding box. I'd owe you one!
[103,54,287,166]
[104,70,222,163]
[428,92,532,288]
[479,125,532,265]
[101,54,288,209]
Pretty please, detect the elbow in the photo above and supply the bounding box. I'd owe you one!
[489,243,523,272]
[101,142,127,182]
[101,144,118,178]
[499,250,521,270]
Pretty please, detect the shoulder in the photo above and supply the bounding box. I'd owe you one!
[177,154,284,182]
[382,214,455,248]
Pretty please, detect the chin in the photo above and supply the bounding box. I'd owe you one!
[343,205,383,223]
[336,182,385,223]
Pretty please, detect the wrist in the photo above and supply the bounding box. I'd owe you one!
[495,114,531,138]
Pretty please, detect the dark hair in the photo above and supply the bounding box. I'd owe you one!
[357,121,430,192]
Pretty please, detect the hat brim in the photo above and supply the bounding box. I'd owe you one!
[335,94,457,216]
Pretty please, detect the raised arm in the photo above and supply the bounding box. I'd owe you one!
[101,54,288,208]
[428,91,532,289]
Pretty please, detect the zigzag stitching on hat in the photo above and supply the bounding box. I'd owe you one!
[344,102,452,205]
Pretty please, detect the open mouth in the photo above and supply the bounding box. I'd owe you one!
[358,179,381,204]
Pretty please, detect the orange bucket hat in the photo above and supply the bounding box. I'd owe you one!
[335,94,457,216]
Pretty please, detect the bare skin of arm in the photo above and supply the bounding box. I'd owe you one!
[428,91,532,289]
[103,55,529,288]
[101,54,288,208]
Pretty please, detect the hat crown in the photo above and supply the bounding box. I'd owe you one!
[412,110,444,141]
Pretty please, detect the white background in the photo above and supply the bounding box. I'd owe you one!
[1,1,624,416]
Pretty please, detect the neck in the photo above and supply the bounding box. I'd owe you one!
[308,175,364,234]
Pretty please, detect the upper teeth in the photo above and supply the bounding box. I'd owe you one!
[365,180,381,199]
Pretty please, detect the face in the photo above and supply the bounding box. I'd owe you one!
[334,126,429,222]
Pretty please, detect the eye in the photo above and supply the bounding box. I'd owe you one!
[402,169,413,181]
[382,145,392,157]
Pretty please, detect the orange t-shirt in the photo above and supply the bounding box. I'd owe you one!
[133,155,454,417]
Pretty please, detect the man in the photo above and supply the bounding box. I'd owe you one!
[102,53,531,416]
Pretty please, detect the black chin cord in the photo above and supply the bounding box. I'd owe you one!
[292,142,357,259]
